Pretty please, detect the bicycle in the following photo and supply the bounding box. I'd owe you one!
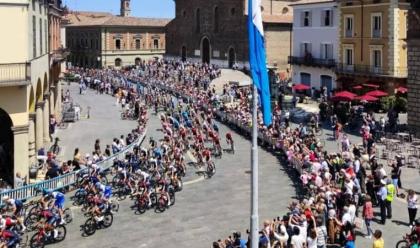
[29,223,66,248]
[82,211,113,236]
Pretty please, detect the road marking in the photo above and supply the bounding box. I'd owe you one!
[184,176,205,185]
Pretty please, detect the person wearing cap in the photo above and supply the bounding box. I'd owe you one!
[377,179,388,224]
[385,178,396,219]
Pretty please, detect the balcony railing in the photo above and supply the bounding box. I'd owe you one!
[288,56,335,68]
[0,63,30,84]
[335,63,408,77]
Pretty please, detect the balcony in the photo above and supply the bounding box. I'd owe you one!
[335,63,407,78]
[345,29,353,38]
[288,56,335,68]
[0,63,31,87]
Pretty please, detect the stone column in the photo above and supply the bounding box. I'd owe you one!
[55,81,62,120]
[12,124,29,188]
[49,87,55,117]
[43,95,50,145]
[35,101,44,151]
[28,113,36,164]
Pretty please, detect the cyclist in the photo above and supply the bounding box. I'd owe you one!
[0,228,20,248]
[1,196,26,232]
[42,189,66,225]
[95,182,112,202]
[226,132,235,152]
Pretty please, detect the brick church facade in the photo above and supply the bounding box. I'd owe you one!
[165,0,293,72]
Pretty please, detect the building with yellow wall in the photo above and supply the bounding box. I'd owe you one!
[0,0,63,187]
[335,0,409,91]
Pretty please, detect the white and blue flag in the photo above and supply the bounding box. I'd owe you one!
[248,0,272,126]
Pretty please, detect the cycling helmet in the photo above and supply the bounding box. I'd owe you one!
[95,182,101,189]
[42,188,51,196]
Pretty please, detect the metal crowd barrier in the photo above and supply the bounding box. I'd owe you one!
[0,130,147,205]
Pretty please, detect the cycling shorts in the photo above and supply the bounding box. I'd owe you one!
[54,196,65,209]
[104,187,112,199]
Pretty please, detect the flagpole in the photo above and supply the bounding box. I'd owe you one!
[251,84,259,248]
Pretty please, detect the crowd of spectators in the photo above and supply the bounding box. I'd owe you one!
[68,58,417,248]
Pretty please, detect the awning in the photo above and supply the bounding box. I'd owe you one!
[292,83,311,90]
[356,94,379,102]
[366,90,388,97]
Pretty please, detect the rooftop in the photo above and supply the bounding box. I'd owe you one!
[289,0,335,6]
[64,11,171,27]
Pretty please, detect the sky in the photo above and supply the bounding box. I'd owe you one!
[63,0,175,18]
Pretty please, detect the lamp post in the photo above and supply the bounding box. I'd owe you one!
[97,56,101,69]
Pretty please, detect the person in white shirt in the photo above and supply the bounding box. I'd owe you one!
[291,226,306,248]
[341,206,352,225]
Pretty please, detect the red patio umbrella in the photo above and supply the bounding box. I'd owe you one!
[366,90,388,97]
[293,83,311,91]
[352,85,363,90]
[357,94,379,102]
[396,86,407,93]
[334,90,357,99]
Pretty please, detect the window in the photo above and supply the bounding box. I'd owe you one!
[90,39,94,49]
[372,14,382,38]
[322,10,332,26]
[300,42,312,57]
[135,39,141,49]
[320,44,333,59]
[301,11,311,27]
[95,39,99,49]
[33,16,36,57]
[196,9,200,33]
[344,48,353,65]
[32,0,35,11]
[214,7,219,33]
[39,18,43,54]
[344,16,354,37]
[153,39,159,49]
[115,58,122,67]
[372,49,382,67]
[115,39,121,50]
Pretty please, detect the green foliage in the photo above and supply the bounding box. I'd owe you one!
[380,96,407,113]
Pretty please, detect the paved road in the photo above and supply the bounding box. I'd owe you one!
[47,86,413,248]
[56,84,137,161]
[52,92,294,248]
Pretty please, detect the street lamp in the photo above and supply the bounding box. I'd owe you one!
[97,56,101,69]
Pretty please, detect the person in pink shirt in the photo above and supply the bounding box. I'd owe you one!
[363,195,374,238]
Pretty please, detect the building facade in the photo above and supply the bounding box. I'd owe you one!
[165,0,293,72]
[0,0,63,187]
[64,0,169,68]
[289,0,338,95]
[407,0,420,135]
[335,0,409,91]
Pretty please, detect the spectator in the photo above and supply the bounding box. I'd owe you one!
[372,230,384,248]
[408,189,418,227]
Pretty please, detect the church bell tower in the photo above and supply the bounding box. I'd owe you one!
[120,0,131,17]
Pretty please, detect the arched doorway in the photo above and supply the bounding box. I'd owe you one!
[0,108,14,185]
[181,46,187,62]
[228,47,236,68]
[135,57,141,66]
[115,58,122,67]
[201,37,210,64]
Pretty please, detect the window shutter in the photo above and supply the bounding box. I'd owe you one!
[321,10,325,26]
[301,12,305,27]
[328,44,333,59]
[308,11,312,26]
[330,9,334,26]
[300,43,305,56]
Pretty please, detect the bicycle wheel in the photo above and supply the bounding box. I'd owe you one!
[64,208,73,224]
[156,197,167,213]
[30,233,45,248]
[110,199,119,213]
[169,190,176,206]
[135,199,147,214]
[54,225,67,242]
[25,213,40,232]
[396,240,409,248]
[102,213,113,228]
[83,218,96,236]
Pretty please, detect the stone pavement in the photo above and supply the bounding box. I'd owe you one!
[55,84,137,161]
